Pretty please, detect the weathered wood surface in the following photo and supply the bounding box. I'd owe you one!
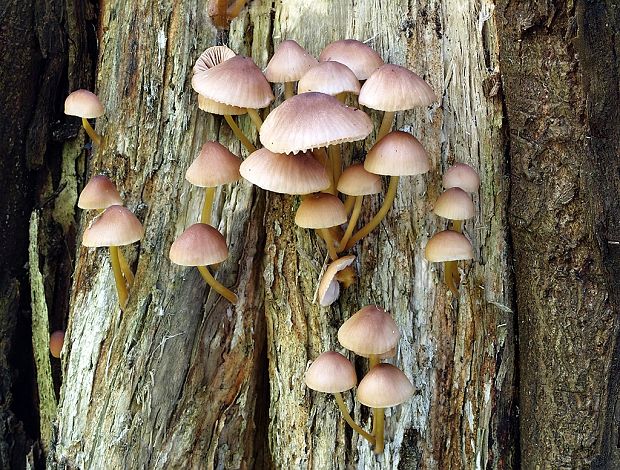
[498,1,620,467]
[51,1,515,468]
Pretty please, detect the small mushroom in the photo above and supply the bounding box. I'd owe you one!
[317,255,356,306]
[424,230,474,296]
[264,40,318,99]
[295,193,347,260]
[49,330,65,358]
[64,89,104,146]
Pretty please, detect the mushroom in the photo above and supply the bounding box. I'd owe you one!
[64,89,104,146]
[264,39,318,99]
[295,193,347,260]
[356,363,414,453]
[82,205,144,309]
[345,130,429,250]
[297,61,361,102]
[305,351,374,444]
[49,330,65,358]
[169,223,237,304]
[317,255,356,306]
[319,39,384,81]
[186,142,241,225]
[424,230,474,296]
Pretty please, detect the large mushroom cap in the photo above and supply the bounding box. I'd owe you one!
[318,255,356,307]
[305,351,357,393]
[240,148,330,195]
[193,45,236,74]
[319,39,384,80]
[356,364,414,408]
[298,61,361,96]
[264,40,318,83]
[337,164,382,196]
[64,89,104,119]
[191,56,274,109]
[442,163,480,193]
[260,92,373,154]
[338,305,400,357]
[186,141,241,187]
[82,205,144,247]
[169,223,229,266]
[359,64,436,112]
[295,193,347,229]
[78,175,123,210]
[433,187,474,220]
[364,130,430,176]
[424,230,474,262]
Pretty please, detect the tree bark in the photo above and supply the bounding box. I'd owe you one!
[498,1,620,467]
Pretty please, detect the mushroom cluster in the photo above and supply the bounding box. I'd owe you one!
[305,306,414,453]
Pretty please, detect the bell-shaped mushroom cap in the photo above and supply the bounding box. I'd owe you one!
[364,131,430,176]
[82,205,144,247]
[64,89,104,119]
[186,142,241,187]
[298,61,361,96]
[197,94,246,116]
[442,163,480,193]
[295,193,347,229]
[338,305,400,357]
[424,230,474,262]
[337,164,382,196]
[433,187,474,220]
[318,255,355,307]
[264,40,318,83]
[356,364,414,408]
[49,330,65,358]
[305,351,357,393]
[78,175,123,210]
[193,45,236,74]
[191,56,275,109]
[319,39,384,80]
[169,223,229,266]
[240,148,330,195]
[260,92,373,154]
[359,64,436,112]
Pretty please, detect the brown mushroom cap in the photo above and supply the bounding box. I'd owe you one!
[338,305,401,357]
[78,175,123,210]
[64,89,104,119]
[298,61,361,96]
[264,39,318,83]
[305,351,357,393]
[337,164,382,196]
[260,92,373,154]
[433,187,475,220]
[50,330,65,358]
[240,148,330,195]
[318,255,356,306]
[191,56,275,109]
[295,193,347,229]
[319,39,384,80]
[82,205,144,247]
[193,45,236,74]
[359,64,436,112]
[424,230,474,262]
[356,364,414,408]
[442,163,480,193]
[169,223,229,266]
[364,130,430,176]
[186,142,241,187]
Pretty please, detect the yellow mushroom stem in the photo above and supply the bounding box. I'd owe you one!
[223,114,256,153]
[376,111,395,143]
[338,196,363,251]
[201,187,216,225]
[284,82,294,99]
[109,246,128,310]
[81,117,102,146]
[345,176,399,250]
[445,261,460,296]
[197,265,238,304]
[335,92,347,103]
[333,392,375,445]
[118,251,134,288]
[343,195,355,214]
[368,354,385,453]
[246,108,263,131]
[318,228,339,261]
[328,145,342,188]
